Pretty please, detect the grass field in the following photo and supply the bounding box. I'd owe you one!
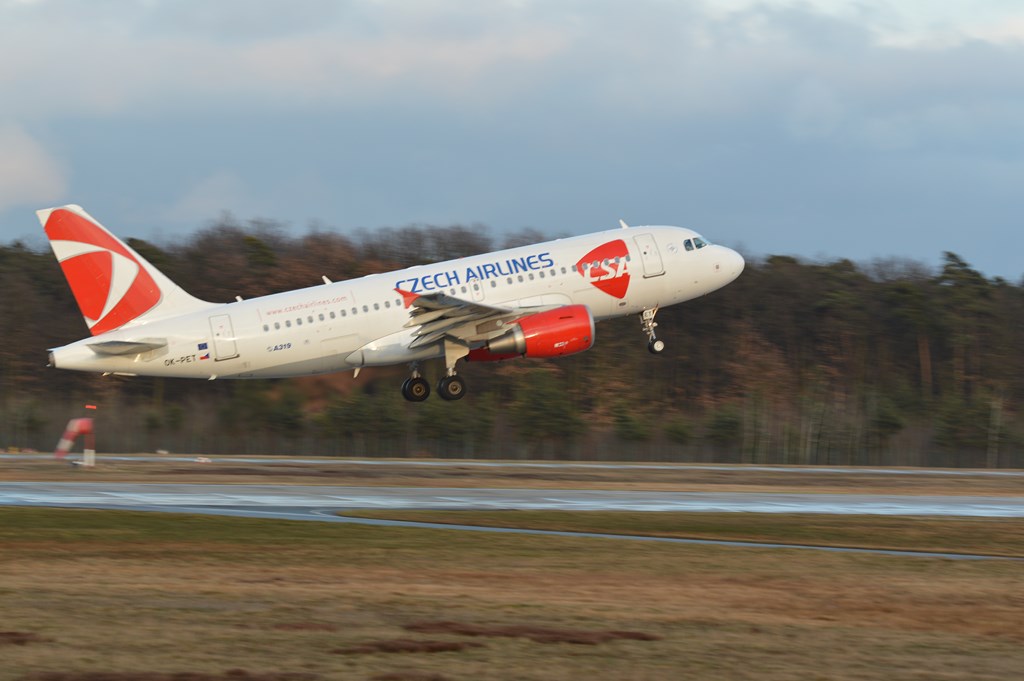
[343,509,1024,557]
[2,507,1023,681]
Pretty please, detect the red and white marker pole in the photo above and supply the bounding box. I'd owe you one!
[55,417,95,467]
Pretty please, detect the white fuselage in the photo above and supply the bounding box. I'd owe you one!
[49,226,744,378]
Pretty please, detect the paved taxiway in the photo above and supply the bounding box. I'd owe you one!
[2,482,1023,561]
[4,454,1024,477]
[2,482,1024,516]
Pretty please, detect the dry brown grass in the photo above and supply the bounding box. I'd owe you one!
[404,621,661,644]
[20,673,321,681]
[334,639,485,655]
[370,672,451,681]
[2,508,1023,681]
[1,632,50,646]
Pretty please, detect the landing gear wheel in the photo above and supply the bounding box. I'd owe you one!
[640,307,664,354]
[437,374,466,401]
[402,376,431,402]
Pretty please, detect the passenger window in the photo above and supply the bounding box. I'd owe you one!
[318,313,325,321]
[285,320,292,328]
[263,324,269,332]
[297,318,302,326]
[274,322,280,330]
[308,315,314,324]
[341,309,347,317]
[330,311,336,319]
[491,280,497,288]
[385,301,391,309]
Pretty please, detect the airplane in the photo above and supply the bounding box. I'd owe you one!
[40,205,744,401]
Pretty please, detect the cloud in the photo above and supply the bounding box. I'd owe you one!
[0,124,67,211]
[162,171,258,224]
[2,1,1024,276]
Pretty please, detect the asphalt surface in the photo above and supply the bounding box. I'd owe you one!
[2,481,1022,561]
[4,454,1024,476]
[2,482,1024,516]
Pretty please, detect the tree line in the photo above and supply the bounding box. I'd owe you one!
[1,215,1021,466]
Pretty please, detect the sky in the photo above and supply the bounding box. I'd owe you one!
[2,0,1023,279]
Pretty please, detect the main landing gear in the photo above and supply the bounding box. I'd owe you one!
[401,367,430,402]
[437,374,466,400]
[401,370,466,402]
[401,341,470,402]
[641,307,665,354]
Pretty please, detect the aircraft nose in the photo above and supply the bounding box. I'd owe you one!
[716,246,744,282]
[728,248,745,280]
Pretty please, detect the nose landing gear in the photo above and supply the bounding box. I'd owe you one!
[641,307,665,354]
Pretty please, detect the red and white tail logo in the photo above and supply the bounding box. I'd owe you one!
[576,239,631,299]
[41,206,163,335]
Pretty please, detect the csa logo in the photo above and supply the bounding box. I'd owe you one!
[576,239,630,299]
[44,209,161,336]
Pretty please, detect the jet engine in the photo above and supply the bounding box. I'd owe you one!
[467,305,595,361]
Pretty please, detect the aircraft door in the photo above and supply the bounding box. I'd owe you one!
[633,234,665,278]
[470,279,485,302]
[208,314,239,360]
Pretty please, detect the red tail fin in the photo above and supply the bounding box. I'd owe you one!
[39,205,212,335]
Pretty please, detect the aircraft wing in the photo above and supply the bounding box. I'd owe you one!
[398,288,550,349]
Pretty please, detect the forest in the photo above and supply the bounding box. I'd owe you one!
[1,216,1022,467]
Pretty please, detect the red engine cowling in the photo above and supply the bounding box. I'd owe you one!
[467,305,595,362]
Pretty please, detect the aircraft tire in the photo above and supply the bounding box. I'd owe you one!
[437,375,466,401]
[402,377,431,402]
[648,339,666,354]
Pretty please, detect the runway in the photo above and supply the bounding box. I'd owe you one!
[2,482,1022,561]
[2,482,1024,516]
[3,453,1023,477]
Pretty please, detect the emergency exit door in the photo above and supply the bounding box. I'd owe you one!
[208,314,239,360]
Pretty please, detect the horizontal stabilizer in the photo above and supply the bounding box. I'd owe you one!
[87,339,167,356]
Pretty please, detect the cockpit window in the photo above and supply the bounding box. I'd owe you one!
[693,237,709,249]
[684,239,694,252]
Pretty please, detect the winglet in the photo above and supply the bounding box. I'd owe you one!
[395,287,419,309]
[619,219,630,230]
